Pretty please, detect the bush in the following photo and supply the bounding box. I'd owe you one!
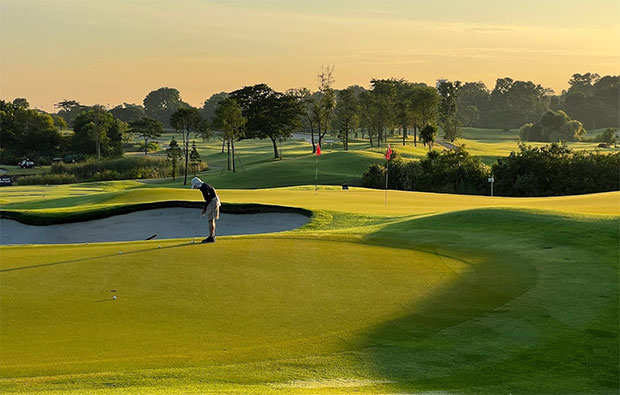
[51,156,170,179]
[492,143,619,196]
[363,147,490,195]
[48,156,171,183]
[17,173,77,185]
[92,169,120,181]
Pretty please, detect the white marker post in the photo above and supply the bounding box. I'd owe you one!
[488,177,495,196]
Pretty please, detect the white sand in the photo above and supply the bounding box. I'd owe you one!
[0,207,310,245]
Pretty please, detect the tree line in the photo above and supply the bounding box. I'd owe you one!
[2,70,617,174]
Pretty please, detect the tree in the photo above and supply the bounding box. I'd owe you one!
[420,124,437,151]
[568,73,600,95]
[437,80,461,142]
[110,103,146,122]
[598,128,617,145]
[456,82,491,127]
[12,98,29,109]
[213,98,246,172]
[189,141,202,176]
[166,138,183,180]
[54,100,88,127]
[410,85,440,146]
[85,121,106,159]
[287,87,319,152]
[333,86,359,150]
[520,110,586,142]
[51,114,67,130]
[313,66,337,149]
[144,87,189,128]
[369,78,400,145]
[128,116,164,155]
[394,81,415,146]
[231,84,303,159]
[200,92,229,123]
[72,108,125,158]
[561,74,619,129]
[170,108,206,185]
[358,90,376,146]
[0,100,63,162]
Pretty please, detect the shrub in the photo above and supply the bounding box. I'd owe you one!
[17,173,77,185]
[92,169,120,181]
[492,143,619,196]
[362,146,490,195]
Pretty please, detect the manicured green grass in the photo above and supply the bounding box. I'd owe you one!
[0,185,618,394]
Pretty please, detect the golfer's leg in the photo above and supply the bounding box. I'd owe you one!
[210,219,216,237]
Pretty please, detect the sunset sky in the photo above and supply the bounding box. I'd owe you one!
[1,0,618,112]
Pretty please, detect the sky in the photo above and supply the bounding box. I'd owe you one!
[1,0,619,112]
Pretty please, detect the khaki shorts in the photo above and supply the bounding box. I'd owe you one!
[205,197,220,220]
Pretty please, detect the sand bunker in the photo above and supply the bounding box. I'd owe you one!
[0,207,310,245]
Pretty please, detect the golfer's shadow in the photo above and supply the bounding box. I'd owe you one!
[0,242,190,273]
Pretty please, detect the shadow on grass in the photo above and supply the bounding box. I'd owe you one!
[0,242,191,273]
[352,208,619,393]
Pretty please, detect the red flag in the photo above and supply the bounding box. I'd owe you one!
[316,144,321,156]
[385,144,392,160]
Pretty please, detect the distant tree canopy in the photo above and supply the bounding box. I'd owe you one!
[520,110,585,142]
[455,73,619,131]
[559,73,619,129]
[143,87,189,128]
[54,100,90,127]
[0,100,63,163]
[110,103,146,122]
[72,109,125,158]
[200,92,229,123]
[456,77,550,130]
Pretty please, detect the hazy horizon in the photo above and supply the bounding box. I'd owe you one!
[1,0,619,112]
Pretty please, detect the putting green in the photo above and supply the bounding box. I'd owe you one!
[1,238,478,378]
[0,186,617,394]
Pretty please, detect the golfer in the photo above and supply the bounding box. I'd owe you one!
[191,177,220,243]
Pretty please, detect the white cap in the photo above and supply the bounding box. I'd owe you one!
[191,177,203,189]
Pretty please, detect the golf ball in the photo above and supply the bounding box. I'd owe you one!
[113,296,117,300]
[118,251,122,254]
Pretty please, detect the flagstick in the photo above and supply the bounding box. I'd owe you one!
[315,155,318,196]
[385,160,389,207]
